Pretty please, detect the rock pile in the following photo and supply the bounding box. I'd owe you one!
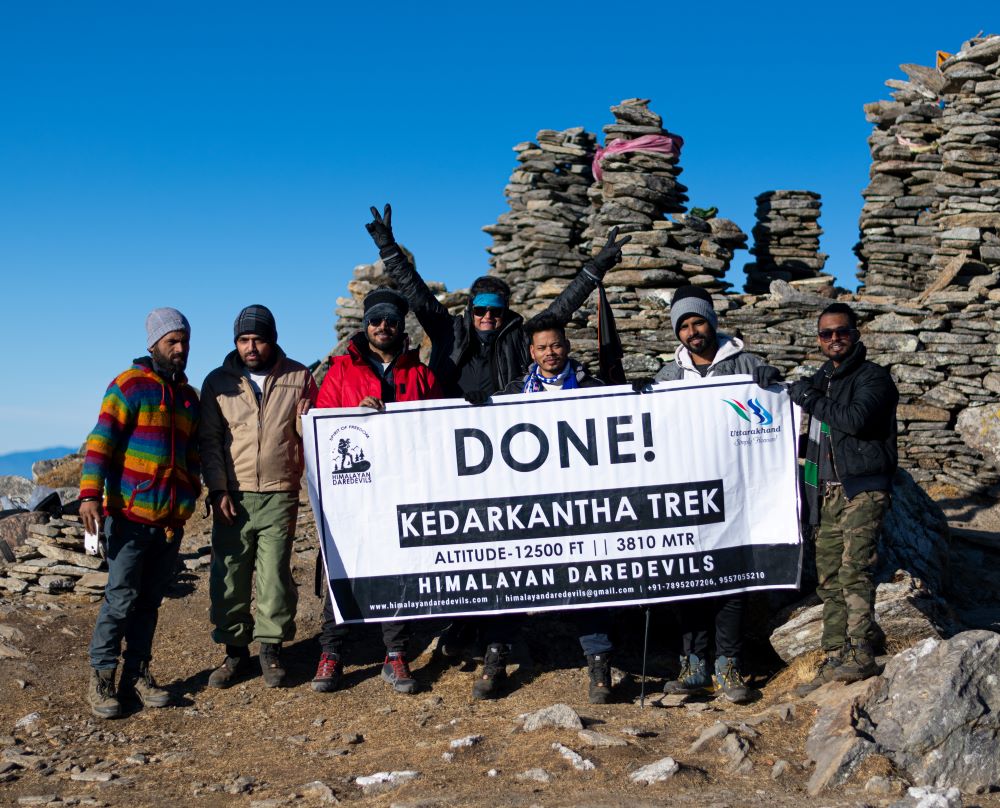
[483,127,597,306]
[744,191,832,294]
[0,514,108,599]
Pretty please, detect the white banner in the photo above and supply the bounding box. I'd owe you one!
[303,377,802,623]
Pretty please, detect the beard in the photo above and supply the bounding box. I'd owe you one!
[150,345,187,375]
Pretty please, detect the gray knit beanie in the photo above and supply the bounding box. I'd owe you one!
[146,307,191,350]
[669,286,718,336]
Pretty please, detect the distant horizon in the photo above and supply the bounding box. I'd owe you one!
[0,446,80,480]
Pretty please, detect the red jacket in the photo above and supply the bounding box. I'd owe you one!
[317,334,443,408]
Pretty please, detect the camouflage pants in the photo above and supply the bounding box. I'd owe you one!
[815,486,888,652]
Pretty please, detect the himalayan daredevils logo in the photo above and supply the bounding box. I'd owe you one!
[723,398,773,426]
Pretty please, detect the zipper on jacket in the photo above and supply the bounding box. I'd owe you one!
[823,370,842,486]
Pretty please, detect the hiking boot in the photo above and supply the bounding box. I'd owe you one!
[713,656,750,704]
[207,646,253,689]
[382,651,417,694]
[439,620,476,660]
[87,667,121,720]
[311,651,343,693]
[472,644,509,700]
[793,649,844,696]
[586,653,612,704]
[259,642,286,688]
[663,654,712,695]
[833,641,880,683]
[120,661,171,708]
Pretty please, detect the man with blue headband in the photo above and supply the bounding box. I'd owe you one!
[364,203,629,699]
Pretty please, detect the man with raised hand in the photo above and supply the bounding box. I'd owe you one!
[758,303,898,694]
[312,288,442,695]
[503,312,616,703]
[79,308,200,719]
[364,203,629,690]
[653,285,765,704]
[201,305,317,689]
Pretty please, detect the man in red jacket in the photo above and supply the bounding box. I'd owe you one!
[313,288,442,694]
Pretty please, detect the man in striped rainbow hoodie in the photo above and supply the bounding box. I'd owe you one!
[79,307,201,719]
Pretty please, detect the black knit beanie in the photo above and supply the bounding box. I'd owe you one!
[233,304,277,343]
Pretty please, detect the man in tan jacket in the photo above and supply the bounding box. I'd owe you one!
[200,305,317,688]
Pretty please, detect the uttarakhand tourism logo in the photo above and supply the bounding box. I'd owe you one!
[329,425,373,485]
[723,398,782,440]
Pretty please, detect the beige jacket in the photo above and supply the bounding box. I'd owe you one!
[200,348,318,493]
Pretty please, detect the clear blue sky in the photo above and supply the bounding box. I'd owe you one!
[0,3,992,454]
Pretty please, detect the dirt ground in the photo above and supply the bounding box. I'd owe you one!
[2,487,999,808]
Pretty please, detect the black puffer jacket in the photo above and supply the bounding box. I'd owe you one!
[802,342,898,498]
[381,248,602,397]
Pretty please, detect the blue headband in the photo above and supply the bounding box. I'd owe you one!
[473,293,505,309]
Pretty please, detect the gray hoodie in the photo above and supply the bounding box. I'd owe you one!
[653,334,763,382]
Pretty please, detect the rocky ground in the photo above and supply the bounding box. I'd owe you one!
[1,478,999,807]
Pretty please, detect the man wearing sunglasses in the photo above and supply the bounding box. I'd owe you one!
[313,288,443,695]
[364,203,629,403]
[363,204,629,697]
[756,302,898,693]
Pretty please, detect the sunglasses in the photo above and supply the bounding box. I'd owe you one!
[368,317,401,329]
[473,306,504,318]
[818,327,855,341]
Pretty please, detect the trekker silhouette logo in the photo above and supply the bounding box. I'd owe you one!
[329,425,373,485]
[722,398,773,426]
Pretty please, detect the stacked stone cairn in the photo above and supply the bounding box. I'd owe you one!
[483,127,596,307]
[851,34,1000,491]
[483,98,747,375]
[744,191,832,294]
[0,514,108,599]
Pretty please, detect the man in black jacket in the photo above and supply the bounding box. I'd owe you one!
[364,204,629,697]
[757,302,898,691]
[364,204,629,401]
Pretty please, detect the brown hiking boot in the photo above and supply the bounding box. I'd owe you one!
[87,667,121,720]
[120,661,171,708]
[208,648,253,689]
[833,641,880,683]
[259,643,286,688]
[794,649,844,696]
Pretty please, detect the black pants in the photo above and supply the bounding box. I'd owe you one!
[677,595,745,663]
[319,593,409,655]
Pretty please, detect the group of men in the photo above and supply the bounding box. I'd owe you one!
[78,204,898,719]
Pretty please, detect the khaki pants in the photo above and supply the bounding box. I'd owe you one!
[815,486,888,652]
[210,491,299,646]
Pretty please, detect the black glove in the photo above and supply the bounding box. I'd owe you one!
[586,226,632,278]
[752,365,783,389]
[787,380,821,411]
[365,203,395,251]
[464,390,490,405]
[630,377,654,393]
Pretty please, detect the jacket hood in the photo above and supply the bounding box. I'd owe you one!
[673,334,745,375]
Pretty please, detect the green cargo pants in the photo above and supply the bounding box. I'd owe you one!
[210,491,299,646]
[815,485,888,652]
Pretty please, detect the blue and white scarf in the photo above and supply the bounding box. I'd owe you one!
[521,362,579,393]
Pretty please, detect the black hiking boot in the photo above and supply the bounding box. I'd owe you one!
[382,651,418,694]
[586,653,612,704]
[259,642,286,688]
[312,651,344,693]
[472,644,509,700]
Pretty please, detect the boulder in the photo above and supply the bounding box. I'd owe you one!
[861,631,1000,793]
[956,404,1000,471]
